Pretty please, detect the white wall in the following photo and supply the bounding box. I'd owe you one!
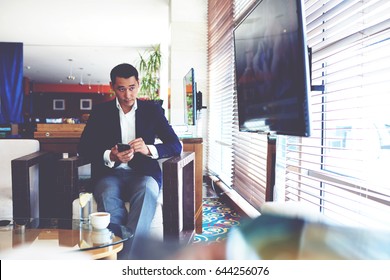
[169,0,208,136]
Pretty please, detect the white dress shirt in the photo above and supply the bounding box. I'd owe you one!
[103,98,158,169]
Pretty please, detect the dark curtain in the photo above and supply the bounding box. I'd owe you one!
[0,42,24,124]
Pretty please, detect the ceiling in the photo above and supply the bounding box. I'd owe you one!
[0,0,170,85]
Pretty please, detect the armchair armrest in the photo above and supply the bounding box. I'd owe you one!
[57,156,91,219]
[12,151,61,219]
[162,151,195,244]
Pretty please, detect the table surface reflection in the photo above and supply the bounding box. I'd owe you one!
[0,218,132,259]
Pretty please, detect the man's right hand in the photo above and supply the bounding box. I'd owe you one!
[110,144,135,163]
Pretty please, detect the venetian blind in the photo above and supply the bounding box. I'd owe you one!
[232,0,270,211]
[207,0,270,211]
[206,0,235,186]
[275,0,390,230]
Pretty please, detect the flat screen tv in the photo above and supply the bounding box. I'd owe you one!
[183,68,197,125]
[234,0,311,136]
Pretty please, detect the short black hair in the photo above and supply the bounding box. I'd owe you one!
[110,63,139,84]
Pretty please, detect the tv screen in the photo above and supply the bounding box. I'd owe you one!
[234,0,311,136]
[183,68,197,125]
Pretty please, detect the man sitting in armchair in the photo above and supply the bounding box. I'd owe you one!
[78,63,182,259]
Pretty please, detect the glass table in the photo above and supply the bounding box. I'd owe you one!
[0,218,133,260]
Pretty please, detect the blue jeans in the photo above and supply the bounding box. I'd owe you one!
[93,168,159,259]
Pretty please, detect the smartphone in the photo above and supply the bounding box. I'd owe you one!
[117,143,131,152]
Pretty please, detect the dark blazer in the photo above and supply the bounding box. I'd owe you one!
[78,99,182,188]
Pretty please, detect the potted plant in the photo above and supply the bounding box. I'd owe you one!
[137,44,162,103]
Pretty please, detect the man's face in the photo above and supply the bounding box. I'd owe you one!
[111,76,139,112]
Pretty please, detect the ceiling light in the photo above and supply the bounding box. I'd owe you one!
[67,59,75,80]
[87,74,92,89]
[79,67,84,85]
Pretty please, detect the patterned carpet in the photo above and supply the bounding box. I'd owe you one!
[193,198,241,244]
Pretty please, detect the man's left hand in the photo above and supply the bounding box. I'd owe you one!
[129,138,151,156]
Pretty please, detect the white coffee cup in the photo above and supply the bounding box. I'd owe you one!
[90,212,110,230]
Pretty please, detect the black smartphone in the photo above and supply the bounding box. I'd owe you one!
[117,143,131,152]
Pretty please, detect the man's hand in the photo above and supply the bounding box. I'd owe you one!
[129,138,151,156]
[110,144,135,163]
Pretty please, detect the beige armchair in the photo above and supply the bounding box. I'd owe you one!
[0,139,60,220]
[57,152,196,244]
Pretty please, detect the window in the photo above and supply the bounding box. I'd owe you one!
[206,0,236,186]
[80,99,92,110]
[207,0,270,211]
[274,0,390,230]
[53,99,65,110]
[208,0,390,227]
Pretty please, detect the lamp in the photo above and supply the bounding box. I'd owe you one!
[87,74,92,90]
[79,67,84,85]
[67,59,75,80]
